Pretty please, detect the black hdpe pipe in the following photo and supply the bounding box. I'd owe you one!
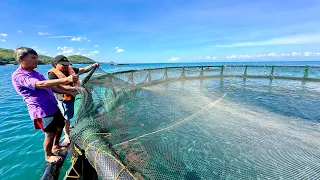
[40,153,67,180]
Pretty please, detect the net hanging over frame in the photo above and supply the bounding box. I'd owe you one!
[70,65,320,180]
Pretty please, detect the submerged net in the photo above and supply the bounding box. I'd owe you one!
[70,65,320,180]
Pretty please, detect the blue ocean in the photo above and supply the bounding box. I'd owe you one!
[0,61,320,180]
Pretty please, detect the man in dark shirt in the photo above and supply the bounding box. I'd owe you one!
[48,55,99,145]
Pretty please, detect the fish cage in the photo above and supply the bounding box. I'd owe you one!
[66,65,320,180]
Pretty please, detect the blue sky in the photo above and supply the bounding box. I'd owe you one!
[1,0,320,63]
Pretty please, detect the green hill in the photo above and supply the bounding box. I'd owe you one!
[0,48,95,65]
[67,55,95,64]
[0,48,19,65]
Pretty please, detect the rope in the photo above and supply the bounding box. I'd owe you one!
[114,64,240,147]
[83,142,136,179]
[82,65,237,180]
[75,65,320,179]
[94,144,106,171]
[81,132,137,179]
[74,145,83,156]
[115,166,127,180]
[114,92,227,147]
[65,151,81,178]
[101,149,136,179]
[271,68,317,122]
[83,132,112,147]
[84,140,100,157]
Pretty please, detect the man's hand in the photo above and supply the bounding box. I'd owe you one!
[67,75,79,83]
[68,91,79,97]
[75,87,85,92]
[92,63,100,67]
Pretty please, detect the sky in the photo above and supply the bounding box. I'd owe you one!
[1,0,320,63]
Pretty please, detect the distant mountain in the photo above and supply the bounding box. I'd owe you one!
[0,48,95,65]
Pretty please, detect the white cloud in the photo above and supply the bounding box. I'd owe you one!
[280,53,291,57]
[49,36,72,39]
[216,33,320,48]
[87,51,99,57]
[75,50,99,57]
[115,47,125,53]
[191,56,217,61]
[17,30,22,33]
[304,52,313,56]
[34,48,46,54]
[291,52,301,56]
[225,52,320,59]
[38,32,49,36]
[31,47,46,54]
[57,46,73,54]
[226,55,237,59]
[268,52,277,57]
[1,33,8,37]
[78,48,85,52]
[116,48,125,53]
[71,37,90,42]
[94,45,99,48]
[205,56,217,60]
[0,39,5,42]
[71,37,81,41]
[168,57,180,62]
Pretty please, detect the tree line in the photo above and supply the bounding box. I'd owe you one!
[0,48,95,65]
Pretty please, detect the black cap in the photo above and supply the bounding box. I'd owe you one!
[54,55,70,66]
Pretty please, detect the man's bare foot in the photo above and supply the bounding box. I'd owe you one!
[45,155,61,163]
[52,145,67,152]
[62,137,71,147]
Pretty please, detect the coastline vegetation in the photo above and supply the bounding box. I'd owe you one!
[0,48,95,65]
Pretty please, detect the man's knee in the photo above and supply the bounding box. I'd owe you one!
[45,132,55,139]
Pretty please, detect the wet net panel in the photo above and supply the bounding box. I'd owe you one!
[70,65,320,180]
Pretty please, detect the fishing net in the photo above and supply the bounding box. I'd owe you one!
[70,65,320,180]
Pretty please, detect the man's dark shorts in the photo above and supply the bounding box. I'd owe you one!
[34,110,65,132]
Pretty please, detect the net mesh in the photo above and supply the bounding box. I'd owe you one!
[70,65,320,180]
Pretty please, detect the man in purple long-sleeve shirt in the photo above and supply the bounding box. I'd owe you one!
[12,47,78,163]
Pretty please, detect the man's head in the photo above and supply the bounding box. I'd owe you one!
[16,47,38,70]
[53,55,70,72]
